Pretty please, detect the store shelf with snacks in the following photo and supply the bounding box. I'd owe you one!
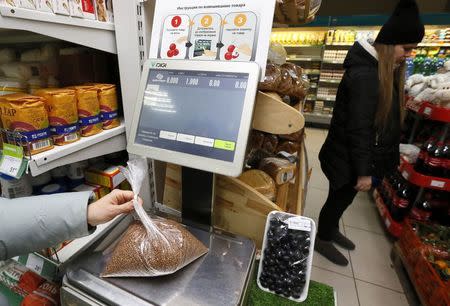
[418,42,450,47]
[286,56,322,62]
[373,189,404,238]
[316,96,336,102]
[399,158,450,192]
[322,60,345,65]
[0,6,116,53]
[27,121,126,176]
[282,44,324,48]
[325,43,353,47]
[406,100,450,123]
[304,112,332,125]
[319,78,342,84]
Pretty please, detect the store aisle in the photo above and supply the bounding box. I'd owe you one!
[304,128,409,306]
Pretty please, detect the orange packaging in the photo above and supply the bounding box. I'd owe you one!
[21,281,60,306]
[35,88,80,146]
[89,83,120,130]
[0,93,54,155]
[85,164,126,189]
[69,85,102,137]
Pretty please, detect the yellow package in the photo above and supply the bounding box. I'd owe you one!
[0,93,54,155]
[89,83,120,130]
[35,88,80,146]
[69,85,102,137]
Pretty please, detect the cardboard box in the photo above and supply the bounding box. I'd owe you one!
[85,165,125,189]
[37,0,56,13]
[73,183,110,202]
[81,0,96,20]
[54,0,70,15]
[68,0,82,17]
[19,0,37,10]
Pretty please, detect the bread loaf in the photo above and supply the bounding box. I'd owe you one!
[259,64,282,92]
[262,134,279,153]
[260,157,296,185]
[238,170,276,201]
[249,130,265,150]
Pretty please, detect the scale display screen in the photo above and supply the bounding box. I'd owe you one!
[128,59,259,177]
[135,70,249,162]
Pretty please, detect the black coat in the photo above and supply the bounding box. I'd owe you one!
[319,42,401,190]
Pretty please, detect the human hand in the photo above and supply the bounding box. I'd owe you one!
[354,176,372,192]
[87,189,142,226]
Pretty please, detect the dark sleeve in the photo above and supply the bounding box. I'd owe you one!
[345,73,378,177]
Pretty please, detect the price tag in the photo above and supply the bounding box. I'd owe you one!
[286,217,311,232]
[0,144,24,178]
[26,253,44,275]
[385,218,391,229]
[430,180,445,188]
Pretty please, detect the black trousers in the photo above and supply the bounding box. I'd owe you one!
[317,183,358,241]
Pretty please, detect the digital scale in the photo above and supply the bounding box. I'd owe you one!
[61,59,261,305]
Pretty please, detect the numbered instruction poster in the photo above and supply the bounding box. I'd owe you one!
[150,0,277,79]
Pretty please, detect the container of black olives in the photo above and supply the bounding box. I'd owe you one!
[257,211,316,302]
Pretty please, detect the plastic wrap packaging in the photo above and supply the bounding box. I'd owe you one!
[102,158,209,277]
[267,42,287,66]
[0,63,33,80]
[259,64,282,92]
[0,93,54,154]
[279,63,309,99]
[35,88,80,145]
[89,83,120,130]
[262,134,279,153]
[0,78,27,96]
[260,157,296,185]
[246,149,274,169]
[238,169,277,200]
[0,49,15,64]
[276,140,300,154]
[258,211,316,302]
[400,144,421,164]
[69,85,102,137]
[248,130,265,151]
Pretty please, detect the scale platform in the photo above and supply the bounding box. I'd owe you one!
[61,215,256,306]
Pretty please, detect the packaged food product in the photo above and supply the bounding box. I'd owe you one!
[21,281,60,306]
[0,0,19,7]
[0,78,27,96]
[0,262,44,297]
[69,85,102,137]
[81,0,96,19]
[0,175,33,198]
[89,83,120,130]
[238,169,276,200]
[276,140,300,154]
[246,148,274,169]
[0,63,33,80]
[68,0,82,17]
[35,88,80,145]
[67,160,89,188]
[258,212,316,303]
[260,157,296,185]
[0,49,15,64]
[73,183,110,202]
[85,164,125,189]
[259,64,282,92]
[37,0,55,13]
[102,158,208,277]
[0,93,53,154]
[54,0,70,15]
[248,130,265,150]
[262,134,279,153]
[19,0,37,10]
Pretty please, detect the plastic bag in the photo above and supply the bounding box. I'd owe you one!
[400,144,420,164]
[101,158,208,277]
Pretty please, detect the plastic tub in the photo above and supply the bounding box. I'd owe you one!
[257,211,316,303]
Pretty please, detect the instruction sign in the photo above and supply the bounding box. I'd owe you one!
[150,0,276,79]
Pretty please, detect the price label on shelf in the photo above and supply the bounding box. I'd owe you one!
[26,253,44,275]
[385,218,391,229]
[286,217,311,232]
[0,144,24,179]
[430,180,445,189]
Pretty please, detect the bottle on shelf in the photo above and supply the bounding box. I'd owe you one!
[410,189,433,222]
[422,125,448,177]
[443,138,449,179]
[390,179,416,222]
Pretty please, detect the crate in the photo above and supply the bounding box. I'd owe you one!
[413,250,450,306]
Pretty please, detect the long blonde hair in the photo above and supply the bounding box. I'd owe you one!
[373,44,406,129]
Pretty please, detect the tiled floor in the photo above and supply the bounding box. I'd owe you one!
[305,128,409,306]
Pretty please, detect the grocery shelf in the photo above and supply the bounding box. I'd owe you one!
[373,189,403,238]
[319,79,342,84]
[287,57,322,62]
[322,60,344,65]
[316,96,336,102]
[325,43,353,46]
[399,158,450,191]
[418,42,450,47]
[0,6,116,53]
[304,112,332,125]
[281,44,323,48]
[27,122,126,176]
[406,100,450,123]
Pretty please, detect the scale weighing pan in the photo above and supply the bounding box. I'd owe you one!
[63,215,256,306]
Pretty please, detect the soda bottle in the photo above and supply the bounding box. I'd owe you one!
[443,138,449,178]
[391,181,416,222]
[410,190,433,222]
[423,126,448,177]
[415,135,436,173]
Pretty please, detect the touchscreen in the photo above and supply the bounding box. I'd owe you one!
[135,69,249,162]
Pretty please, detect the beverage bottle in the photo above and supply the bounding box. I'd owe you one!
[443,137,449,178]
[410,190,433,222]
[388,172,402,210]
[423,126,448,177]
[415,134,437,173]
[430,191,450,225]
[391,181,416,222]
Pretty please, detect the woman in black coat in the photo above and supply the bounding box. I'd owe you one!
[315,0,425,266]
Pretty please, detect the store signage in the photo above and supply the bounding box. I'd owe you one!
[149,0,277,80]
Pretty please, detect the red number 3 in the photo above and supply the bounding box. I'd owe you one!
[171,16,181,28]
